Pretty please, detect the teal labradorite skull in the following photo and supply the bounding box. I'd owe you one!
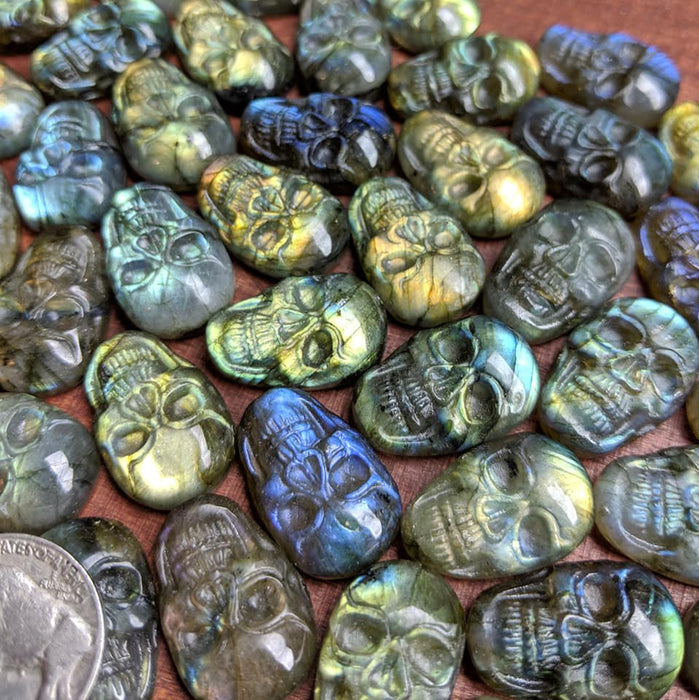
[207,274,387,389]
[84,332,236,510]
[315,559,465,699]
[467,560,684,699]
[0,0,90,50]
[348,175,485,327]
[397,109,545,237]
[402,432,593,579]
[156,494,317,700]
[352,315,540,456]
[539,297,699,456]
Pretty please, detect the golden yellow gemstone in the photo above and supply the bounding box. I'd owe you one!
[660,102,699,206]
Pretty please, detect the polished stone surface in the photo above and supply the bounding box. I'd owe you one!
[595,445,699,586]
[30,0,170,100]
[539,297,699,456]
[156,494,317,700]
[684,601,699,693]
[467,560,685,699]
[0,170,20,279]
[511,96,673,218]
[198,154,349,278]
[315,559,465,699]
[689,381,699,441]
[102,183,235,339]
[207,273,386,389]
[538,24,680,128]
[0,62,44,159]
[348,175,485,326]
[0,226,110,395]
[43,517,158,700]
[353,315,540,456]
[112,57,236,191]
[0,393,99,534]
[660,102,699,205]
[398,109,545,237]
[174,0,293,112]
[483,199,635,344]
[0,0,90,50]
[636,196,699,335]
[389,34,540,122]
[402,432,593,579]
[240,93,396,189]
[84,332,236,510]
[14,100,127,231]
[238,387,401,579]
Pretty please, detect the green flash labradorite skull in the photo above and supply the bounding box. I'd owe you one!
[389,34,540,123]
[352,315,540,456]
[198,155,349,278]
[402,432,593,579]
[0,63,44,160]
[398,110,545,238]
[0,0,90,50]
[207,274,387,389]
[379,0,480,53]
[315,559,465,699]
[349,176,485,326]
[539,297,699,456]
[660,102,699,205]
[112,57,236,191]
[156,495,316,700]
[84,332,236,510]
[0,171,20,279]
[483,199,635,344]
[595,445,699,586]
[684,601,699,693]
[173,0,293,112]
[467,560,684,699]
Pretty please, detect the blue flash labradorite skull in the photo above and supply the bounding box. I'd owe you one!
[30,0,170,100]
[156,495,317,700]
[296,5,390,97]
[397,110,545,237]
[467,561,685,699]
[84,332,236,510]
[0,394,99,534]
[379,0,480,53]
[538,25,680,129]
[511,96,672,218]
[0,171,20,279]
[240,94,396,189]
[539,297,699,456]
[348,176,485,326]
[388,34,540,123]
[660,102,699,205]
[352,316,540,456]
[207,274,387,389]
[0,0,90,50]
[14,100,127,232]
[595,446,699,586]
[0,226,109,396]
[112,57,236,191]
[483,199,635,344]
[173,0,293,112]
[636,197,699,336]
[402,432,593,579]
[43,518,158,700]
[238,388,401,579]
[198,154,349,278]
[315,559,465,699]
[0,63,44,159]
[102,183,235,339]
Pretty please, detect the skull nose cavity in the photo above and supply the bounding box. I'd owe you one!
[545,242,582,275]
[368,644,411,700]
[424,365,470,404]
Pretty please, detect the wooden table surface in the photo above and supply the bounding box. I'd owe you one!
[3,0,699,697]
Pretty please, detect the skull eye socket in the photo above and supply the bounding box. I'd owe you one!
[648,352,682,396]
[463,378,498,425]
[302,329,333,368]
[580,572,627,622]
[177,95,209,120]
[251,222,285,250]
[96,563,142,605]
[431,331,477,365]
[40,296,84,331]
[277,496,318,532]
[405,630,455,686]
[163,385,205,422]
[310,136,344,168]
[334,612,385,655]
[240,27,266,50]
[483,452,527,491]
[518,512,555,559]
[460,37,493,63]
[318,97,356,122]
[238,575,286,627]
[121,259,153,287]
[292,281,323,311]
[6,407,44,450]
[110,422,149,457]
[170,232,208,262]
[536,213,576,244]
[596,316,643,351]
[608,121,638,144]
[579,154,619,183]
[447,171,483,200]
[589,646,636,696]
[348,21,379,45]
[475,75,503,110]
[330,457,371,497]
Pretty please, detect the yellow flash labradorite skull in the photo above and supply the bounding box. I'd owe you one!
[660,102,699,206]
[397,110,545,237]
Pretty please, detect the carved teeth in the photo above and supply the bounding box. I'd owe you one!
[629,467,685,540]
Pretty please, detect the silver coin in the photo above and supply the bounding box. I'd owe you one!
[0,533,104,700]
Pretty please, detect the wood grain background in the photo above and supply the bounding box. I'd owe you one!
[2,0,698,697]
